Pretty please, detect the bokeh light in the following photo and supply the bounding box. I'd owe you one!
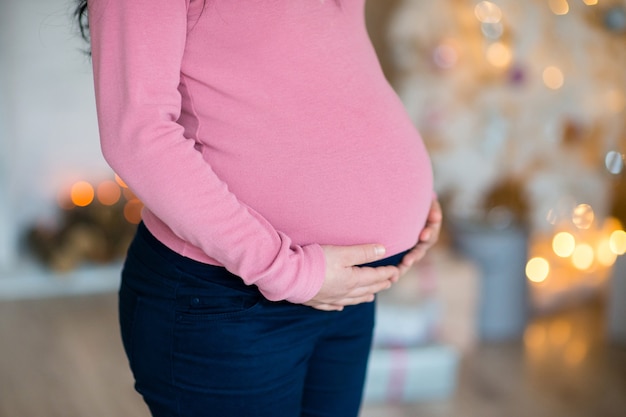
[572,243,594,270]
[543,66,564,89]
[70,181,94,207]
[605,151,624,174]
[572,204,594,229]
[96,180,122,206]
[552,232,575,257]
[597,238,617,267]
[115,174,128,188]
[474,1,502,23]
[549,0,569,15]
[610,230,626,255]
[526,257,550,283]
[124,199,143,224]
[486,42,513,68]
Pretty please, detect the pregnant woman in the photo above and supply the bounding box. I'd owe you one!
[77,0,441,416]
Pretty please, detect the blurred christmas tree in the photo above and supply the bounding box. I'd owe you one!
[368,0,626,310]
[377,0,626,229]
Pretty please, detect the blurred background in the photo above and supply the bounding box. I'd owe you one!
[1,0,625,416]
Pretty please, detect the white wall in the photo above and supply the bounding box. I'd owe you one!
[1,0,109,270]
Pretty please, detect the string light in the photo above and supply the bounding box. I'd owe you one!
[609,230,626,255]
[96,180,122,206]
[474,1,502,23]
[124,199,143,224]
[583,0,598,5]
[549,0,570,15]
[552,232,575,257]
[526,257,550,283]
[572,204,594,229]
[596,238,617,267]
[486,42,513,68]
[605,151,624,174]
[572,243,594,270]
[115,173,128,188]
[70,181,95,207]
[543,66,564,89]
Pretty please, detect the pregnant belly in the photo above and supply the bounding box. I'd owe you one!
[217,134,433,256]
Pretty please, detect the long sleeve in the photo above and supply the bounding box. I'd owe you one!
[87,0,325,303]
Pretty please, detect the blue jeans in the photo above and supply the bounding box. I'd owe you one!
[119,223,406,417]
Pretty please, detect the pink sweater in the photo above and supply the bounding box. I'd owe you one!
[88,0,433,303]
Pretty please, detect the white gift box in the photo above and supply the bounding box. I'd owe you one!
[376,248,480,351]
[363,344,460,403]
[373,298,441,347]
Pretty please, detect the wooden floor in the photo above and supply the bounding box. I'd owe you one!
[0,293,624,417]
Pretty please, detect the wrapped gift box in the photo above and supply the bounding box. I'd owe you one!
[376,248,480,351]
[373,298,441,348]
[363,344,460,403]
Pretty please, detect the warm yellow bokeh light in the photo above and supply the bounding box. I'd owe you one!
[549,0,569,15]
[526,257,550,283]
[486,42,513,68]
[124,199,144,224]
[552,232,575,258]
[543,66,564,90]
[572,203,594,229]
[96,180,122,206]
[115,173,128,188]
[610,230,626,255]
[583,0,598,5]
[474,1,502,23]
[70,181,95,207]
[572,243,594,270]
[597,239,617,267]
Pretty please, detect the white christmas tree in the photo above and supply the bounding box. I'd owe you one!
[388,0,625,230]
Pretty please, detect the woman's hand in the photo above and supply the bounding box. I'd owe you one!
[303,244,399,311]
[398,198,443,276]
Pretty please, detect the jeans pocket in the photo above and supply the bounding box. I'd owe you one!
[172,286,266,393]
[175,292,263,321]
[174,270,264,322]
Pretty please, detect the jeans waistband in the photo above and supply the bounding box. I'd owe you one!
[136,221,409,277]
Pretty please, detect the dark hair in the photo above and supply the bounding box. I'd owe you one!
[73,0,208,43]
[74,0,89,42]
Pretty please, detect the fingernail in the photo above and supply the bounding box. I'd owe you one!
[375,246,386,257]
